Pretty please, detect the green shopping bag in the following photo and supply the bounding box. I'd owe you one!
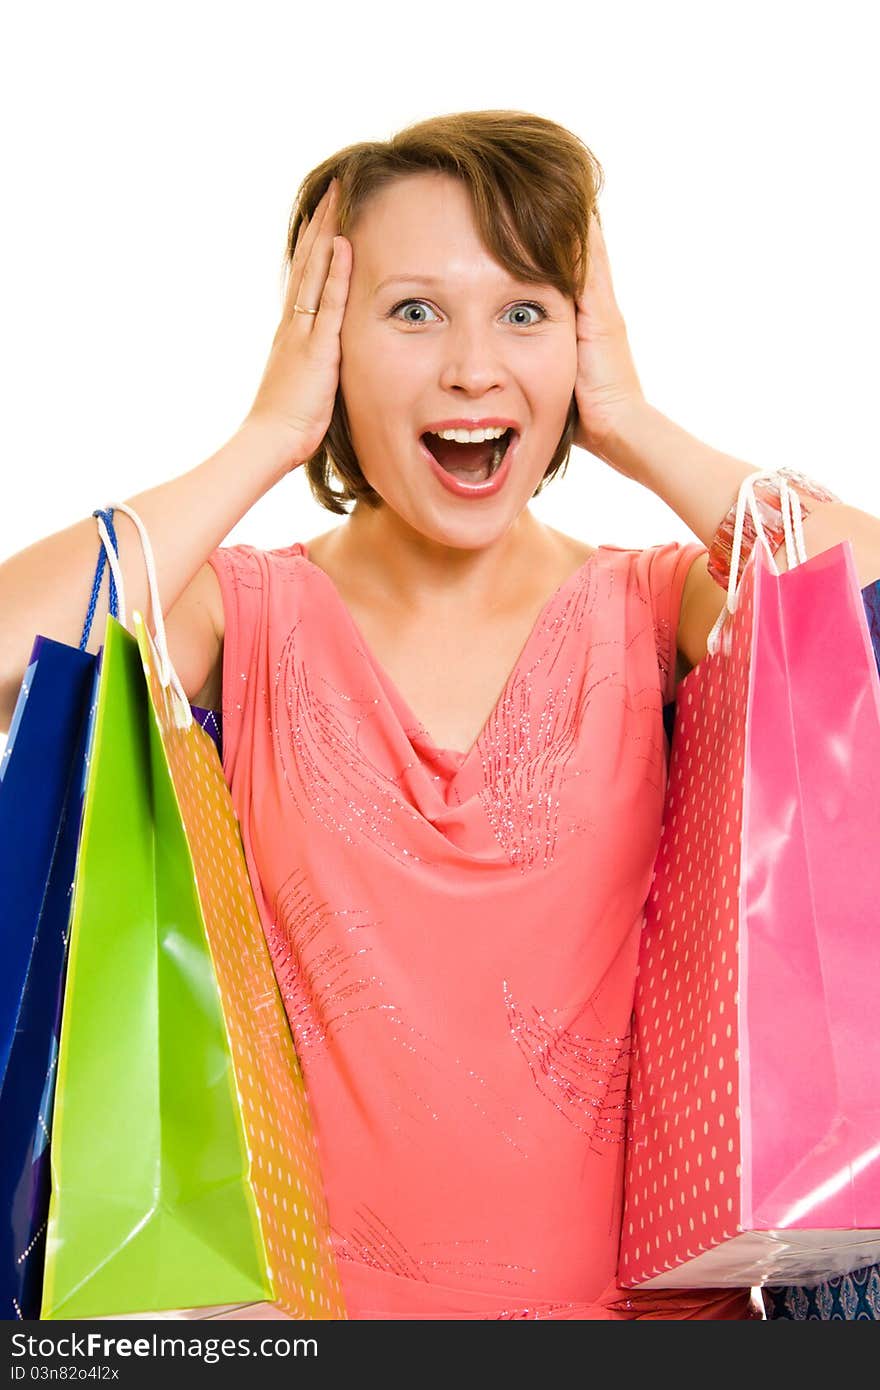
[40,606,344,1319]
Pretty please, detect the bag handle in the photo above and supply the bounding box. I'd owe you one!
[79,509,124,648]
[102,500,193,729]
[94,512,128,630]
[706,471,809,656]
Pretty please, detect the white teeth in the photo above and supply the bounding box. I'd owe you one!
[428,425,509,443]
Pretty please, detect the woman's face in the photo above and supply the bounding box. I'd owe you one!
[339,172,578,551]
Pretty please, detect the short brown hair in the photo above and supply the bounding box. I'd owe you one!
[280,110,604,515]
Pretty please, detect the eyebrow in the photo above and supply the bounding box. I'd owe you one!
[374,275,444,292]
[373,273,552,295]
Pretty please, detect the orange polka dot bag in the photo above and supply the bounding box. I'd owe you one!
[618,475,880,1290]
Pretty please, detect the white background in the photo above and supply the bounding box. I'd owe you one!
[1,5,876,1306]
[1,1,877,562]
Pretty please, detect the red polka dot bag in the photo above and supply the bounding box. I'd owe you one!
[618,474,880,1289]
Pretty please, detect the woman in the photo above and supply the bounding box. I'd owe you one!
[2,110,878,1319]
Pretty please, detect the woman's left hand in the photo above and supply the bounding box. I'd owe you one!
[572,210,647,458]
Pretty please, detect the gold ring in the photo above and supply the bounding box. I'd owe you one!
[293,303,319,315]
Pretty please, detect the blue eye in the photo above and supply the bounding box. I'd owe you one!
[389,300,438,324]
[388,299,547,326]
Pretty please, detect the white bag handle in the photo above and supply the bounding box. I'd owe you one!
[706,470,810,656]
[100,501,193,728]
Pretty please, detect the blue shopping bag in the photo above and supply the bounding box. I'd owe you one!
[0,513,120,1318]
[191,704,222,759]
[863,576,880,678]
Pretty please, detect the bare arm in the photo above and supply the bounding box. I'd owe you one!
[0,175,351,731]
[0,420,294,728]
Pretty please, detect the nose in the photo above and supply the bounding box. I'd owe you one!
[437,317,509,396]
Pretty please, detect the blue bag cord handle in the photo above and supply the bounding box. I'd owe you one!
[78,508,120,650]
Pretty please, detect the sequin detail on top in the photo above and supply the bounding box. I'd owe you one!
[653,615,672,698]
[332,1206,427,1282]
[208,538,718,1319]
[264,869,391,1056]
[263,872,538,1157]
[333,1208,538,1290]
[475,570,610,872]
[503,981,631,1147]
[493,1301,586,1319]
[272,619,441,869]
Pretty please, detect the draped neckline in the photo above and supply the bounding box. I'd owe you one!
[298,543,604,764]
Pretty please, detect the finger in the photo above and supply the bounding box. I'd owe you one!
[281,216,309,300]
[283,185,332,310]
[310,235,352,344]
[299,182,334,255]
[578,211,617,312]
[283,182,337,318]
[293,188,342,322]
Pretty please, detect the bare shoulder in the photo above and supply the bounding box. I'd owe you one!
[302,526,343,570]
[165,560,225,709]
[542,526,599,572]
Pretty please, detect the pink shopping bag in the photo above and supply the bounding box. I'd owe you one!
[618,515,880,1288]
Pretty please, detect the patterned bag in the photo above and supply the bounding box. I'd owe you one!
[619,477,880,1289]
[41,505,345,1319]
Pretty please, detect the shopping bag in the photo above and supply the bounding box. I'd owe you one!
[1,516,122,1319]
[618,474,880,1288]
[41,502,345,1319]
[864,577,880,677]
[762,574,880,1319]
[0,639,95,1087]
[135,616,340,1321]
[0,640,97,1319]
[763,1259,880,1319]
[190,705,222,759]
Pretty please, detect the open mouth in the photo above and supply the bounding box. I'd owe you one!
[420,428,515,483]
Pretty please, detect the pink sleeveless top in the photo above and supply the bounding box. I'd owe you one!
[208,538,754,1320]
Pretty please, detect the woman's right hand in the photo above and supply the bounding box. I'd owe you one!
[244,178,352,471]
